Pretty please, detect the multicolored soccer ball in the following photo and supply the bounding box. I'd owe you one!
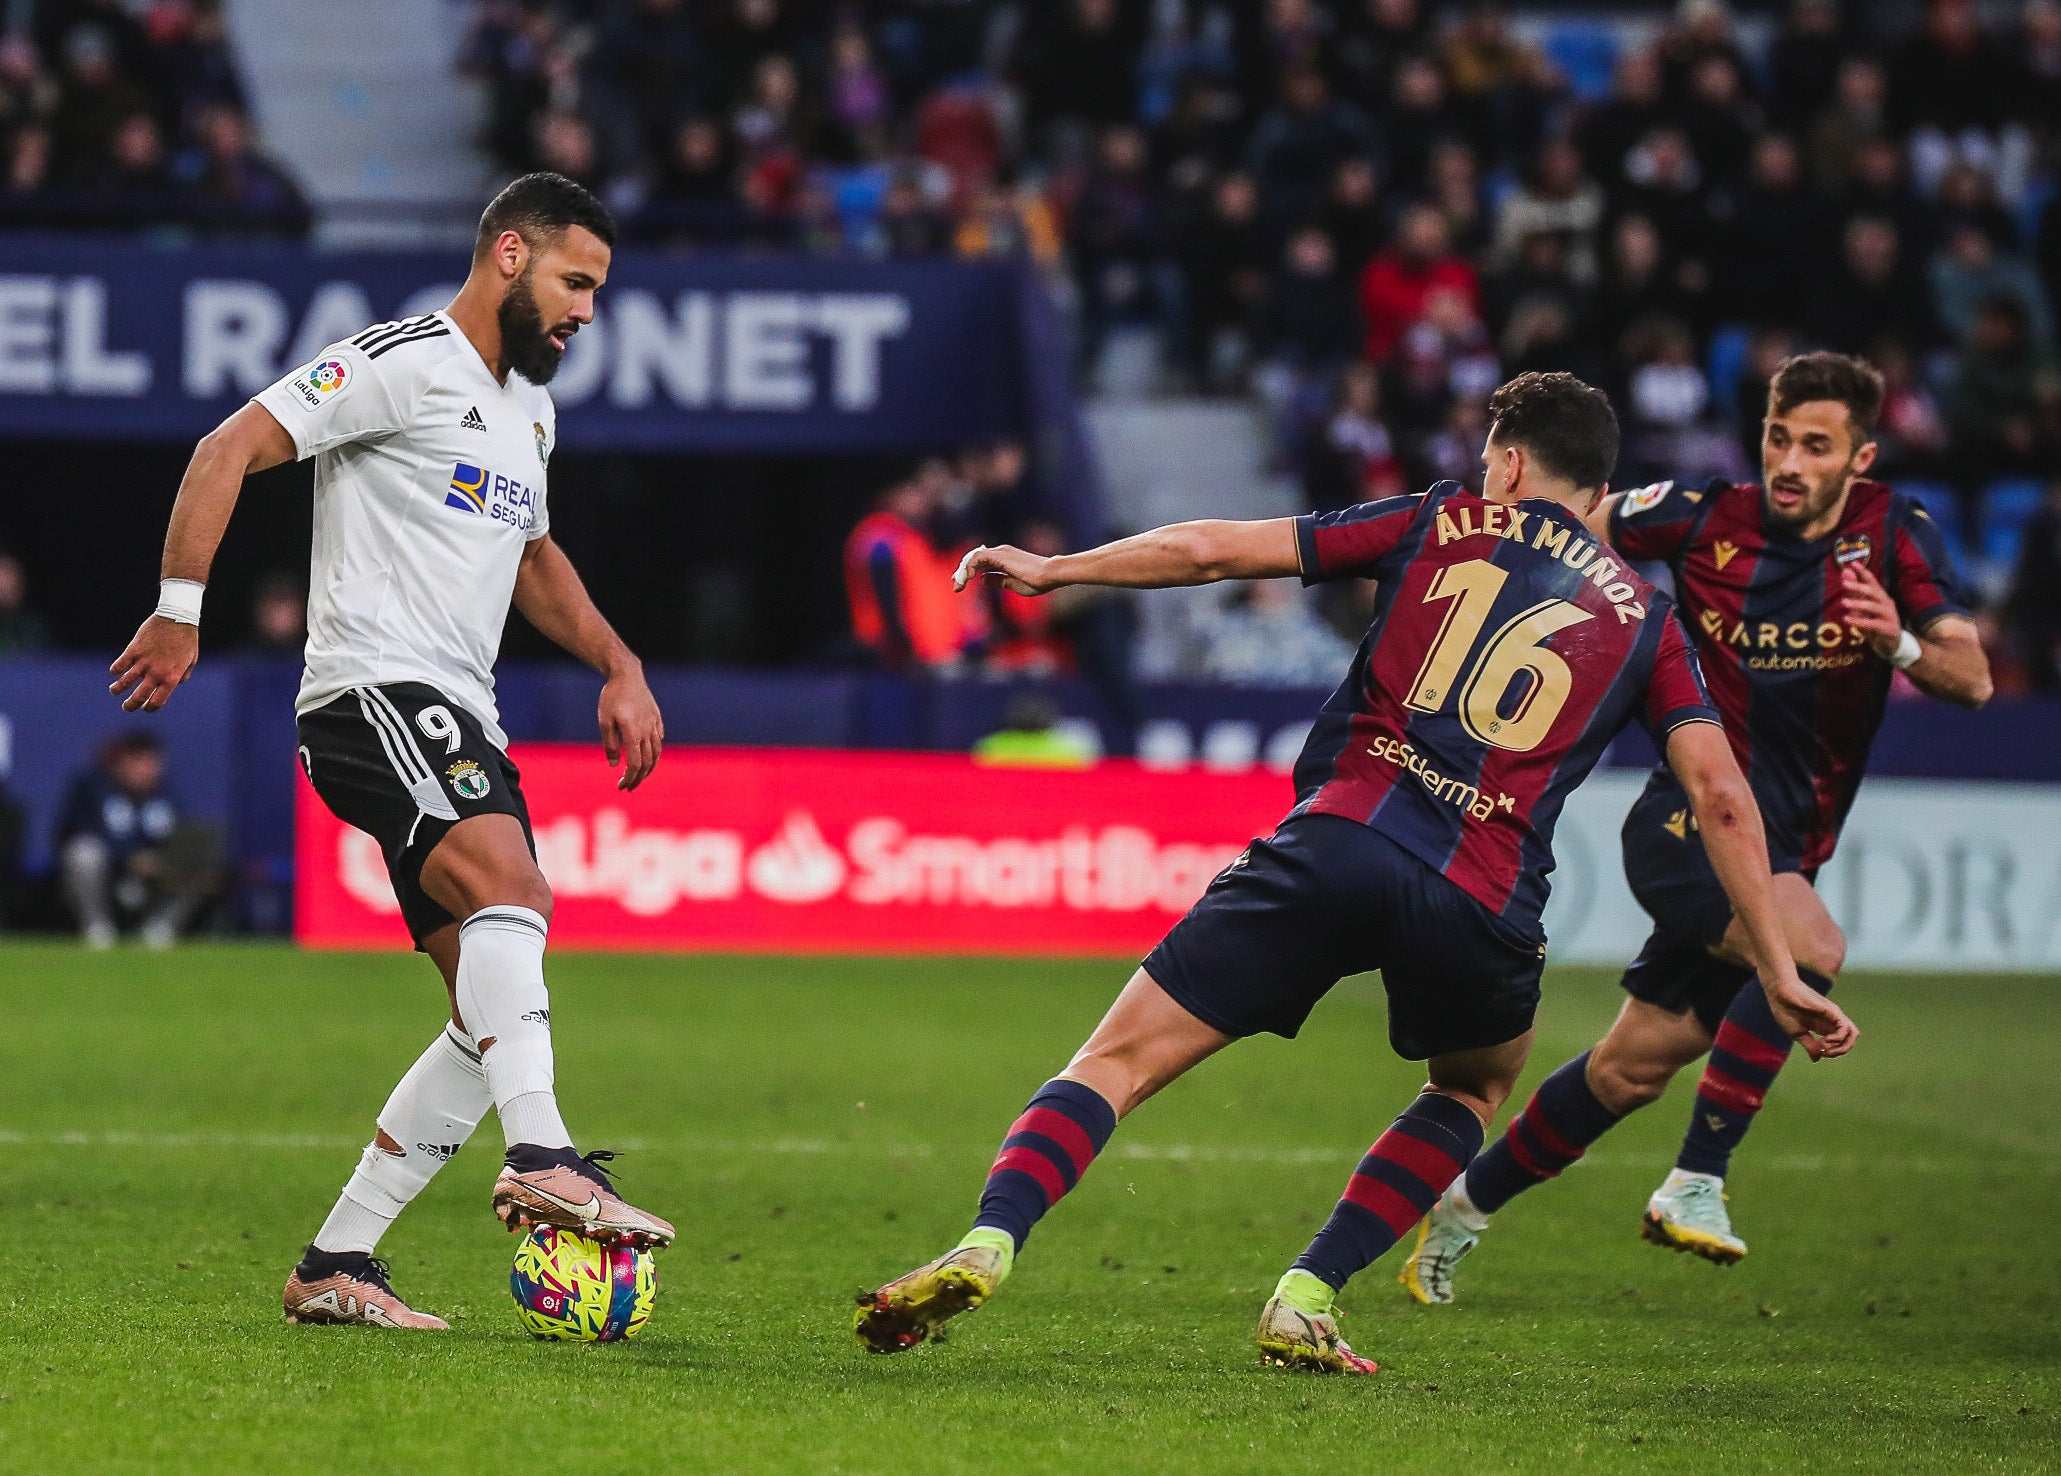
[510,1226,655,1342]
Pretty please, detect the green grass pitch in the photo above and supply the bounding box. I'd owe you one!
[0,942,2054,1473]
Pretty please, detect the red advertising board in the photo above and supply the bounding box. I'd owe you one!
[296,746,1293,953]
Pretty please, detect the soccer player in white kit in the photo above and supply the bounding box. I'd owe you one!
[110,174,674,1328]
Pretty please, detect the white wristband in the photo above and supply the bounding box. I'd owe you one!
[1888,629,1921,670]
[155,579,204,626]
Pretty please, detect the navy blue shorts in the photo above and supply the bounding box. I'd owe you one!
[1143,813,1547,1061]
[1617,772,1811,1034]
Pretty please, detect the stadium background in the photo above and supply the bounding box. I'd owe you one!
[1,4,2058,1470]
[3,0,2059,965]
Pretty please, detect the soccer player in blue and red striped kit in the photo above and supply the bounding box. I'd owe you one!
[853,372,1856,1374]
[1402,353,1991,1304]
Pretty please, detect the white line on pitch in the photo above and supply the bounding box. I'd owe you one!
[0,1129,2048,1173]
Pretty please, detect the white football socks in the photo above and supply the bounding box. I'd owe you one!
[453,904,574,1151]
[313,1024,491,1255]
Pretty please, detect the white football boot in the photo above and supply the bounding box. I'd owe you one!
[1642,1170,1747,1264]
[1399,1187,1484,1305]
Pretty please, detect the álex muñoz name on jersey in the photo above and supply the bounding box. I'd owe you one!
[1609,475,1968,870]
[1289,480,1719,938]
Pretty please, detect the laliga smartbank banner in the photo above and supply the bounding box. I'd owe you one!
[296,747,1285,954]
[295,748,2061,970]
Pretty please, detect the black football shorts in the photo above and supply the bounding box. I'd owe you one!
[297,681,535,945]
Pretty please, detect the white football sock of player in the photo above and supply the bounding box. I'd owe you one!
[313,1024,491,1255]
[453,905,574,1150]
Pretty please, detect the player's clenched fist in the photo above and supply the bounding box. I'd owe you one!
[109,615,200,713]
[954,544,1053,596]
[1837,562,1904,655]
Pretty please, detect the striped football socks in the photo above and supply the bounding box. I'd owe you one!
[1462,1049,1621,1215]
[1291,1091,1486,1292]
[1675,969,1833,1177]
[971,1077,1118,1251]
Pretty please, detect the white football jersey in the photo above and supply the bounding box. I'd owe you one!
[254,312,555,749]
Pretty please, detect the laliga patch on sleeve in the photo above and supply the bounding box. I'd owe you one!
[1620,480,1674,516]
[289,357,351,411]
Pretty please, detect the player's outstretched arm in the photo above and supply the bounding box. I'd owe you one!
[1839,564,1992,709]
[1665,721,1859,1060]
[513,536,663,791]
[953,518,1301,596]
[109,402,296,713]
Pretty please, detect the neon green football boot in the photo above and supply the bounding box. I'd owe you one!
[1256,1271,1379,1375]
[854,1231,1013,1353]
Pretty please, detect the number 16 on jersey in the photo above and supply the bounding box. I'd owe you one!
[1404,559,1591,753]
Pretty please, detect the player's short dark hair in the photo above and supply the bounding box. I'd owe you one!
[1485,371,1619,491]
[474,172,616,259]
[1767,351,1883,442]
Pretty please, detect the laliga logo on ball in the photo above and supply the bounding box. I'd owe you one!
[510,1226,654,1342]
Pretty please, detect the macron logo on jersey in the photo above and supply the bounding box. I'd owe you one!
[445,461,539,530]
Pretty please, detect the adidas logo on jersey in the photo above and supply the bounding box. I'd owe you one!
[461,406,487,432]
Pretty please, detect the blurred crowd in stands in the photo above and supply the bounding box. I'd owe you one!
[0,0,306,234]
[840,439,1150,713]
[462,0,2061,689]
[7,0,2061,692]
[0,724,223,943]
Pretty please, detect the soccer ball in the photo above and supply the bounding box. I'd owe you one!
[510,1225,655,1342]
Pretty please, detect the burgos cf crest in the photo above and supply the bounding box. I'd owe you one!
[447,462,488,514]
[534,420,549,466]
[446,758,491,800]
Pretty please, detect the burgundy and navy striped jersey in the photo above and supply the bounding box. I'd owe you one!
[1610,477,1968,870]
[1290,481,1720,935]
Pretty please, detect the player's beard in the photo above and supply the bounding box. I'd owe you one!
[497,267,572,385]
[1763,459,1857,532]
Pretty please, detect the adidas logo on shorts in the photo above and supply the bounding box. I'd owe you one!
[460,406,487,432]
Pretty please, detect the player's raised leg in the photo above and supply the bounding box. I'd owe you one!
[420,813,674,1248]
[1261,1034,1524,1372]
[854,967,1230,1353]
[1647,882,1845,1261]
